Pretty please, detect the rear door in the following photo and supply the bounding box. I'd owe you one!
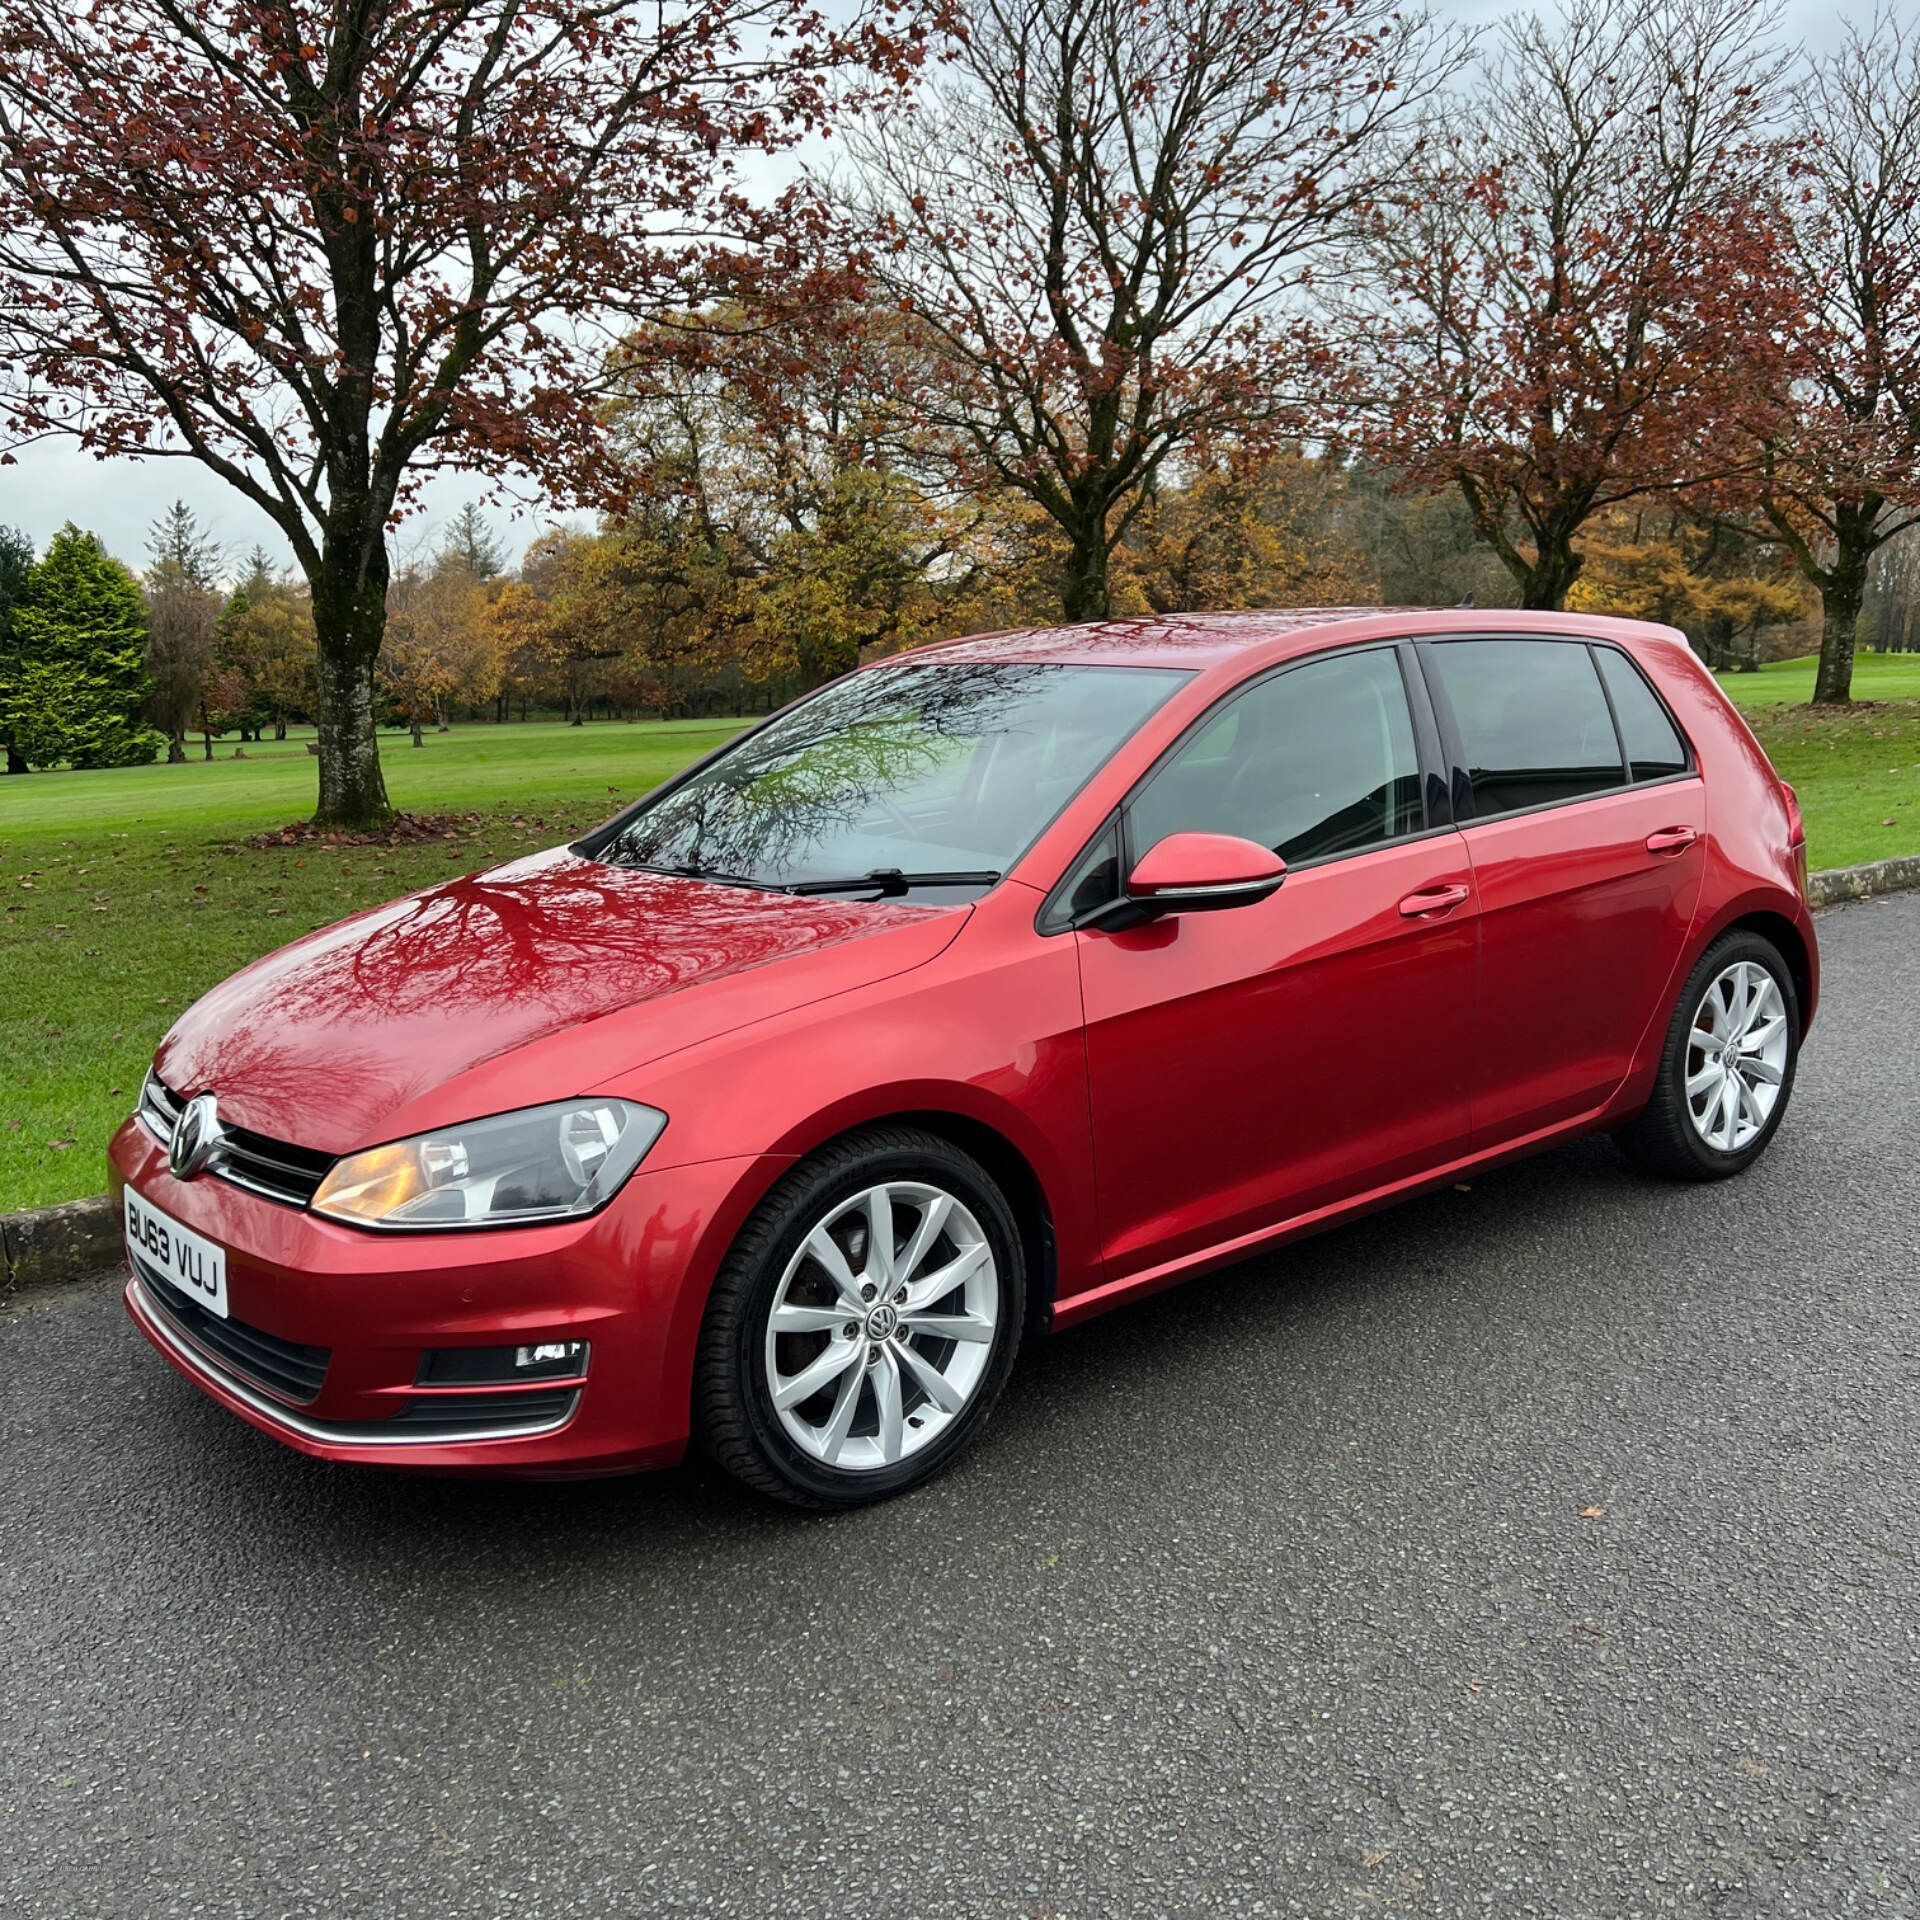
[1417,637,1706,1149]
[1072,643,1478,1284]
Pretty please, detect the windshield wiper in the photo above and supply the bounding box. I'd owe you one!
[785,868,1001,898]
[627,860,789,893]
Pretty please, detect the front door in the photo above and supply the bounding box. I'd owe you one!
[1075,645,1478,1287]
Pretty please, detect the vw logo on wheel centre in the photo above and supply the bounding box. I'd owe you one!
[169,1092,224,1181]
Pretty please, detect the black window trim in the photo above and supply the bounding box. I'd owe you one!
[1413,633,1698,832]
[1035,635,1455,935]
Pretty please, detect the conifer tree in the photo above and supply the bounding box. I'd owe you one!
[1,525,160,768]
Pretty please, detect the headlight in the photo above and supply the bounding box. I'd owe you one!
[310,1098,667,1231]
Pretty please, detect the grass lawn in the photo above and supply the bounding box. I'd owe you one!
[1,719,743,1213]
[3,654,1917,1215]
[1717,653,1920,873]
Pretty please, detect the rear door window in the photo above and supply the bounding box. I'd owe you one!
[1424,640,1624,818]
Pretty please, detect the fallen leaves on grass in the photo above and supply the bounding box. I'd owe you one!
[244,812,487,850]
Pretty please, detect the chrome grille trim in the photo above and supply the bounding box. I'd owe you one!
[136,1071,334,1209]
[129,1275,581,1447]
[129,1249,330,1405]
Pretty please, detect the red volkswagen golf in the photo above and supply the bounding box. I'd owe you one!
[113,609,1817,1505]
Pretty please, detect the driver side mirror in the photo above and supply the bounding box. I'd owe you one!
[1124,832,1286,917]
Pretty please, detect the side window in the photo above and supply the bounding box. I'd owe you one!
[1425,640,1623,818]
[1129,648,1424,868]
[1595,647,1689,781]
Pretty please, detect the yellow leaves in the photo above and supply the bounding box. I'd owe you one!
[1567,506,1811,657]
[1112,451,1376,616]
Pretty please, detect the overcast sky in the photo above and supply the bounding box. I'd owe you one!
[0,0,1852,583]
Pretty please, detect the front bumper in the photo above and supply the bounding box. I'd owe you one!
[110,1116,778,1478]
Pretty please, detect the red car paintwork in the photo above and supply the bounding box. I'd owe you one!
[113,608,1818,1476]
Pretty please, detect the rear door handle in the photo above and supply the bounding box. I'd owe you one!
[1398,882,1472,918]
[1645,826,1699,855]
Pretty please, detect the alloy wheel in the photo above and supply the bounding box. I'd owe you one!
[763,1181,999,1472]
[1684,960,1790,1153]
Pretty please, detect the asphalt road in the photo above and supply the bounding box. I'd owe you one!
[5,896,1919,1920]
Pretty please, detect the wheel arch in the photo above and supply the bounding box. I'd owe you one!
[1720,908,1815,1032]
[740,1103,1062,1333]
[871,1108,1060,1333]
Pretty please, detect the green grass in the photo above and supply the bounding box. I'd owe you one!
[1718,653,1920,871]
[0,720,744,1213]
[3,659,1918,1216]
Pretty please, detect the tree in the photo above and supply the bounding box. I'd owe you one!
[148,500,223,590]
[0,0,924,826]
[838,0,1462,621]
[143,564,219,763]
[1341,0,1792,609]
[381,560,503,742]
[142,502,222,763]
[1863,527,1920,654]
[1113,452,1376,617]
[209,551,316,743]
[0,523,32,773]
[604,309,985,688]
[1566,508,1807,671]
[1,525,160,768]
[1722,12,1920,702]
[440,504,506,583]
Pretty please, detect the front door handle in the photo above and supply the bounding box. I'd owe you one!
[1645,826,1699,856]
[1398,882,1471,918]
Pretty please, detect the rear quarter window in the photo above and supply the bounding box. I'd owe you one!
[1595,647,1690,781]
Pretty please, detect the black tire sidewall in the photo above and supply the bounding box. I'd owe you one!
[716,1136,1025,1507]
[1654,931,1801,1177]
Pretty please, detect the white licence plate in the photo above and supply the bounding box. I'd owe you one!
[125,1188,228,1320]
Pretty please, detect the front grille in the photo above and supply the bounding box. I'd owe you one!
[139,1073,334,1208]
[132,1259,331,1405]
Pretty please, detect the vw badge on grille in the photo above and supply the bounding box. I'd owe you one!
[169,1092,223,1181]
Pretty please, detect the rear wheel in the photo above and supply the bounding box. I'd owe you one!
[694,1127,1025,1508]
[1615,930,1801,1180]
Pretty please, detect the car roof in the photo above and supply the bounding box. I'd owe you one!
[912,606,1677,671]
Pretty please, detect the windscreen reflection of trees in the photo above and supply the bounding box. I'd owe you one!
[601,663,1179,884]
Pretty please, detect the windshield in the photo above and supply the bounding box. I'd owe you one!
[593,661,1188,896]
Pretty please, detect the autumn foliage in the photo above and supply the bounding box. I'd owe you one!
[0,0,930,820]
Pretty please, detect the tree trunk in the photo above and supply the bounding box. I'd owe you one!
[1061,525,1113,623]
[1516,536,1583,611]
[5,742,27,775]
[1812,549,1868,704]
[274,717,287,741]
[167,727,186,765]
[410,711,424,747]
[308,542,395,828]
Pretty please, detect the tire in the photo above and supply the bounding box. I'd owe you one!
[694,1126,1026,1508]
[1614,929,1801,1180]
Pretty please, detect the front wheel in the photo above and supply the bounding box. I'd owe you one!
[1614,929,1801,1180]
[694,1127,1025,1508]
